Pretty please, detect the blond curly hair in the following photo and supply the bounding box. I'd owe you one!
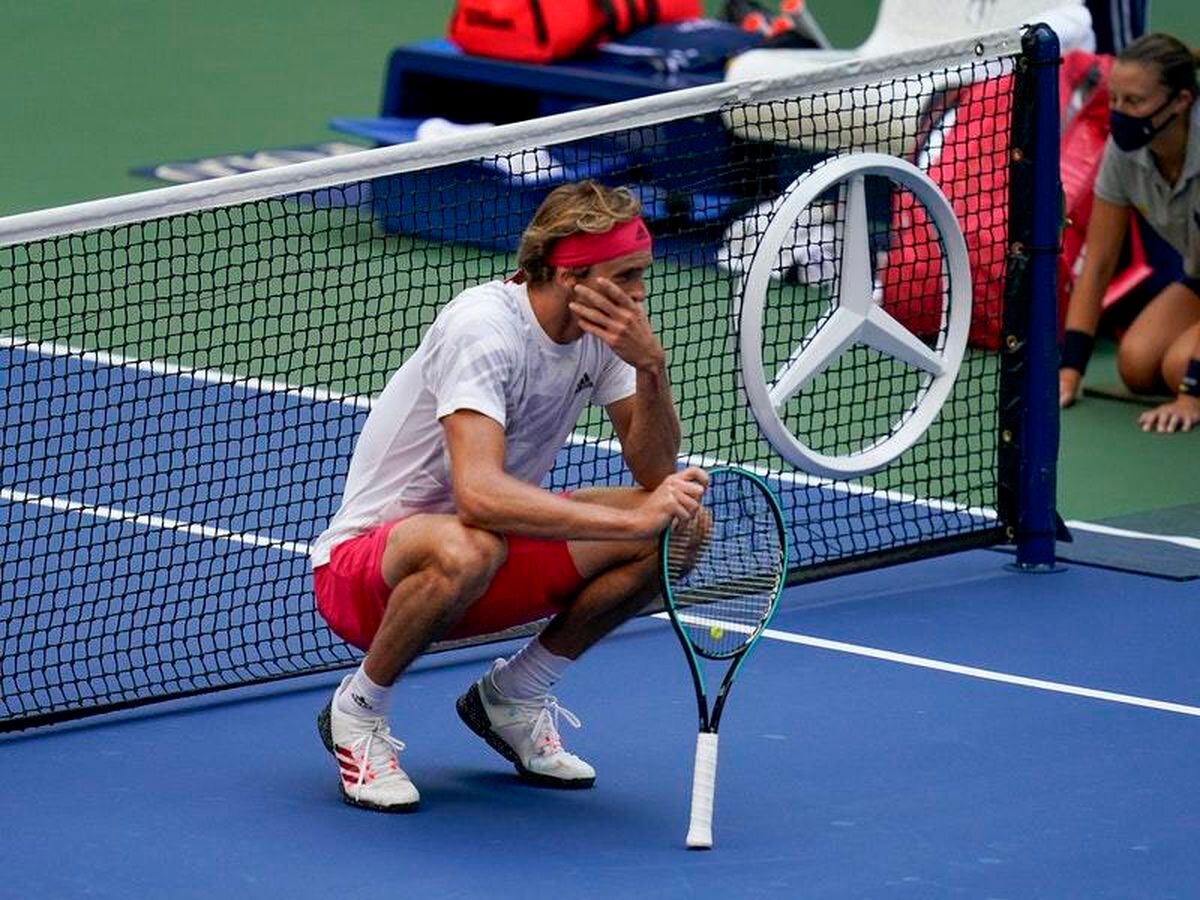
[517,181,643,285]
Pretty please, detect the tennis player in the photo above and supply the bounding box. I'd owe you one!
[309,180,707,812]
[1059,33,1200,432]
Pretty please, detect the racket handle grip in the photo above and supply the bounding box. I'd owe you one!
[685,731,719,849]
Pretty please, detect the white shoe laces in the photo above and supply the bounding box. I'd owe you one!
[512,695,581,757]
[346,719,407,791]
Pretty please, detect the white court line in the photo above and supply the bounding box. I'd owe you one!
[2,335,994,521]
[655,611,1200,718]
[6,479,1196,717]
[1065,519,1200,553]
[767,630,1200,718]
[0,336,372,410]
[10,338,1199,551]
[1,488,311,557]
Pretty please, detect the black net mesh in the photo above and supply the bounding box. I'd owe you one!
[0,52,1020,729]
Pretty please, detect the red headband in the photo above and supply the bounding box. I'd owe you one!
[544,217,653,268]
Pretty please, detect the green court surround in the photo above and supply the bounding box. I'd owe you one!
[1,0,1196,527]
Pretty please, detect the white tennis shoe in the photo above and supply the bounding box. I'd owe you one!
[456,660,596,788]
[317,681,420,813]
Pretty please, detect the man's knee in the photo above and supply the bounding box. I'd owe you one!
[433,527,506,596]
[612,540,659,593]
[569,533,657,584]
[390,523,506,602]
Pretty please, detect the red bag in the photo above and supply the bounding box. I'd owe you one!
[449,0,702,64]
[879,52,1135,349]
[878,79,1013,350]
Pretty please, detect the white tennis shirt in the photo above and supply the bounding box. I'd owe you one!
[311,279,637,566]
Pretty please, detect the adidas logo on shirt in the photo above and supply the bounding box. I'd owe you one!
[575,373,593,395]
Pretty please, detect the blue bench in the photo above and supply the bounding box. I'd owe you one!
[328,27,806,256]
[331,33,734,144]
[383,37,722,120]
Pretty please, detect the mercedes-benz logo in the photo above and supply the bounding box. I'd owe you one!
[738,152,972,479]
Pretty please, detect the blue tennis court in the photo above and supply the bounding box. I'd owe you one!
[2,548,1197,897]
[3,342,1199,897]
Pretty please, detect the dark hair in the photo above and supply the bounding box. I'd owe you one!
[1118,32,1200,98]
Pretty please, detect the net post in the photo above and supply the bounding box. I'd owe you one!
[1000,23,1064,572]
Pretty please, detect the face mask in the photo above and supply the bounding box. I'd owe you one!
[1109,93,1179,152]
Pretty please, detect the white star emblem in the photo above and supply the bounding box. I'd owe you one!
[739,153,972,478]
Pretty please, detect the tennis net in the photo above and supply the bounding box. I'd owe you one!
[0,26,1057,730]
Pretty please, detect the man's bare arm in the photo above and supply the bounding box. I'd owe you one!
[607,383,679,488]
[443,410,703,539]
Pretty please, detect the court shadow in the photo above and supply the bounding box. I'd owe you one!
[415,767,649,818]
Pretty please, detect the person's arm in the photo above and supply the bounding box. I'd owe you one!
[1060,196,1130,407]
[442,410,705,539]
[571,278,680,487]
[605,379,678,489]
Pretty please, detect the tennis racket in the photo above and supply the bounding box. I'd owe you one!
[660,465,788,850]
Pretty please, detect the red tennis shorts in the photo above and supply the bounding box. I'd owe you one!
[313,521,584,651]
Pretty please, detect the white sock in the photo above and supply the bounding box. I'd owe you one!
[335,663,392,720]
[491,638,573,701]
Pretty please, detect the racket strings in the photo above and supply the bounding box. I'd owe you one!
[666,475,784,658]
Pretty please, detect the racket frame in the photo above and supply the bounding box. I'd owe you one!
[658,466,789,848]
